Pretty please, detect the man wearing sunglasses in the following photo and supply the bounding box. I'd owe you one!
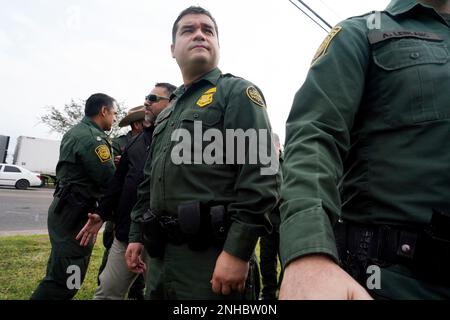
[144,92,170,125]
[126,6,280,300]
[75,83,176,300]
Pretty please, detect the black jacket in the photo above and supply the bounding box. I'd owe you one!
[96,126,153,242]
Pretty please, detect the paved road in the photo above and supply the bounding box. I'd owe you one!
[0,187,53,235]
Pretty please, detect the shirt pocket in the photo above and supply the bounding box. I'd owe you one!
[152,109,172,137]
[372,38,450,126]
[179,107,223,130]
[176,107,224,164]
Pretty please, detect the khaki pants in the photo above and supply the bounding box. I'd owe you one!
[93,237,149,300]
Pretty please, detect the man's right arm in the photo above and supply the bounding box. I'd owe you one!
[279,19,371,299]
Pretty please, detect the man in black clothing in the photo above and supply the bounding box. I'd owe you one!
[76,83,177,299]
[98,105,148,299]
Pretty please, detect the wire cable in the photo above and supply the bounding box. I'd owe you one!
[318,0,342,21]
[297,0,333,29]
[288,0,330,33]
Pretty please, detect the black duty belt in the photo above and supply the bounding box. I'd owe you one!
[142,201,230,257]
[334,213,450,284]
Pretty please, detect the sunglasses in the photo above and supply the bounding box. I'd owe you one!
[145,94,169,103]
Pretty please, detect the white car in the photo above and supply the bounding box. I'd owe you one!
[0,163,43,190]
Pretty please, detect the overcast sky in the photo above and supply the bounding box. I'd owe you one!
[0,0,390,161]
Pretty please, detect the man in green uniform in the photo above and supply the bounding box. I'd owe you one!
[31,93,117,300]
[125,6,280,300]
[280,0,450,300]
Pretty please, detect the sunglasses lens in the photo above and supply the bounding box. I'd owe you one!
[151,95,159,102]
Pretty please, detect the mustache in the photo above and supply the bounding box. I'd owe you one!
[189,43,209,50]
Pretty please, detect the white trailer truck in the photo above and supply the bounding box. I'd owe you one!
[13,136,60,181]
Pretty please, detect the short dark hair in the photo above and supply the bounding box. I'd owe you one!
[172,6,218,44]
[155,82,177,96]
[85,93,116,117]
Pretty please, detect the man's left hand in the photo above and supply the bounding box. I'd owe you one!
[211,251,249,295]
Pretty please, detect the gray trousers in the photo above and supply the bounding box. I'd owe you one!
[93,237,149,300]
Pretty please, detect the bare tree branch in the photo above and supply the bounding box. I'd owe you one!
[39,99,128,138]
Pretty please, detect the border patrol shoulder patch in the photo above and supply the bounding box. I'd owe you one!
[246,86,266,108]
[95,145,112,163]
[312,25,342,65]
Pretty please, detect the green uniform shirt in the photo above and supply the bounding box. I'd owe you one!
[49,116,115,257]
[56,116,115,199]
[280,0,450,267]
[112,131,133,157]
[130,68,281,261]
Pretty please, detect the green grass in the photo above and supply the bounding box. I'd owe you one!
[0,234,280,300]
[0,234,105,300]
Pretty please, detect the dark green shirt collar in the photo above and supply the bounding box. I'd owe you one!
[386,0,433,16]
[171,67,222,100]
[81,116,104,134]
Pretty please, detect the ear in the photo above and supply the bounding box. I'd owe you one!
[171,43,175,59]
[100,106,108,117]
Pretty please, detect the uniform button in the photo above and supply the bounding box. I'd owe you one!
[193,114,199,119]
[401,244,411,254]
[410,52,420,59]
[170,121,175,126]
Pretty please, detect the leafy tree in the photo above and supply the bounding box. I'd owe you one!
[40,99,128,137]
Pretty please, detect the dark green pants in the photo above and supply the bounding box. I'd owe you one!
[368,263,450,300]
[146,243,259,300]
[31,249,91,300]
[31,196,93,300]
[342,254,450,299]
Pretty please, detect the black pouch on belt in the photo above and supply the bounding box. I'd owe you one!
[178,201,211,251]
